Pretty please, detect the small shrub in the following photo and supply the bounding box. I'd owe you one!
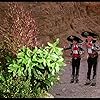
[0,38,65,98]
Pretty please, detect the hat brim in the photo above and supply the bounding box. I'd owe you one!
[92,40,96,43]
[86,39,97,43]
[67,35,83,43]
[81,31,98,38]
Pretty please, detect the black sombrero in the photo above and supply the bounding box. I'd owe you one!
[67,35,83,43]
[92,40,96,43]
[81,31,98,38]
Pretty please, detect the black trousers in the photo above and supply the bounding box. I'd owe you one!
[72,58,81,76]
[87,56,98,80]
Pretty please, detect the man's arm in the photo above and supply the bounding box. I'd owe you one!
[94,43,100,51]
[63,44,72,50]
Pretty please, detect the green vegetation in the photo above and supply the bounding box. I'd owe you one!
[0,38,65,98]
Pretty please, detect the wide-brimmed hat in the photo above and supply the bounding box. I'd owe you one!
[81,31,98,38]
[67,35,83,43]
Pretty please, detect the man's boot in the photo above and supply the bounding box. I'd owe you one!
[84,79,91,85]
[75,75,79,83]
[70,75,75,83]
[90,76,96,86]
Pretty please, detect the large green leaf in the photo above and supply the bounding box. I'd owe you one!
[22,46,26,53]
[55,63,60,73]
[17,52,25,58]
[44,80,51,87]
[50,53,59,60]
[33,46,38,54]
[17,59,23,64]
[54,47,63,55]
[0,74,5,81]
[8,63,18,73]
[26,47,32,57]
[37,63,44,70]
[28,67,32,77]
[37,59,43,63]
[17,69,22,76]
[50,63,56,68]
[51,69,55,75]
[32,54,37,62]
[47,42,53,47]
[43,58,46,67]
[53,38,59,47]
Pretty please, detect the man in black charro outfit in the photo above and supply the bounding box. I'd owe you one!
[64,35,84,83]
[81,31,100,86]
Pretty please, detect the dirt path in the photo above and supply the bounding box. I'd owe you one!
[49,55,100,98]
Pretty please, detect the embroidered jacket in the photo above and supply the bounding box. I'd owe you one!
[85,39,100,58]
[64,43,84,58]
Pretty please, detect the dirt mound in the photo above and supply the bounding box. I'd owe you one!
[0,2,100,58]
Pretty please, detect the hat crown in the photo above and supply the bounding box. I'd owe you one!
[84,32,89,36]
[70,36,74,39]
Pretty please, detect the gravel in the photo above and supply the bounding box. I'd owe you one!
[49,55,100,98]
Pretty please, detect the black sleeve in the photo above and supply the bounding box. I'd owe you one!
[94,43,100,50]
[79,46,84,51]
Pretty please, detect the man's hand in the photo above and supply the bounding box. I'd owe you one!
[63,45,71,50]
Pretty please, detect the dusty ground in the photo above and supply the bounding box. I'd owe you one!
[49,55,100,98]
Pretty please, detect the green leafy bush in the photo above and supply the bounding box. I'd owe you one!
[0,38,65,98]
